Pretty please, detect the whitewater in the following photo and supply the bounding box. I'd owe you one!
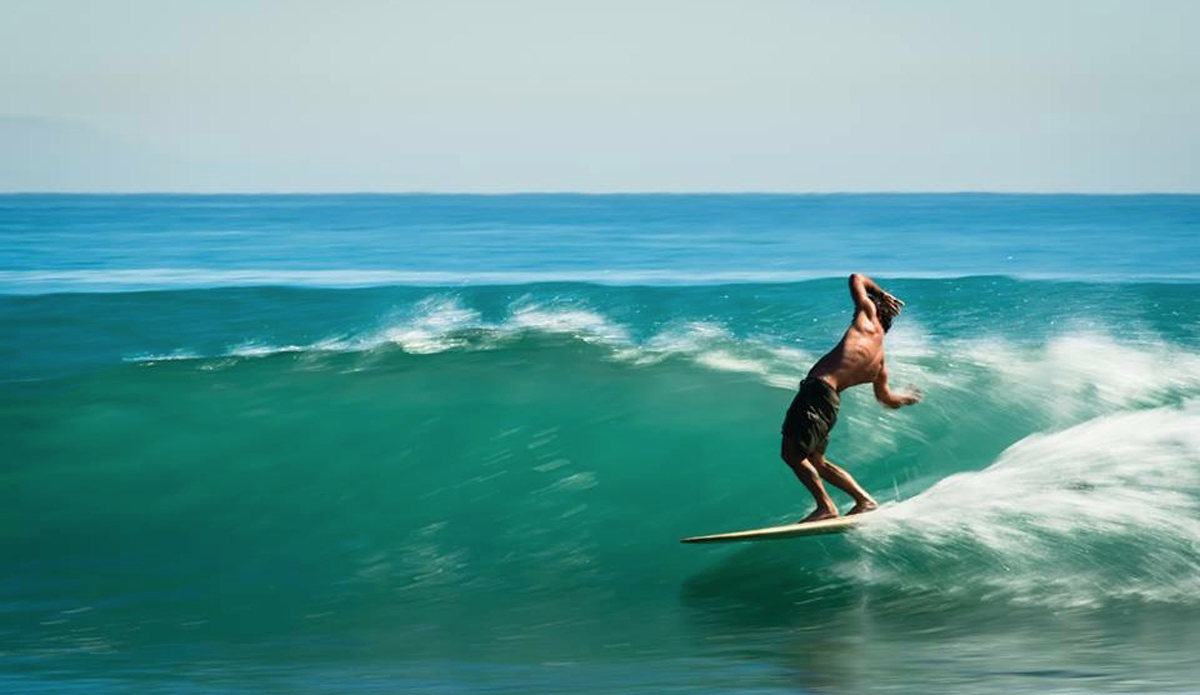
[2,194,1199,694]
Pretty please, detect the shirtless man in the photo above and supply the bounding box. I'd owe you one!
[780,273,920,522]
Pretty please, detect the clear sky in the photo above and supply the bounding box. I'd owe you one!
[2,0,1197,192]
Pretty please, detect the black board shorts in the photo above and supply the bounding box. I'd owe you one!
[781,376,840,458]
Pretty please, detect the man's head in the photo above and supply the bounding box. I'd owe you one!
[871,295,899,332]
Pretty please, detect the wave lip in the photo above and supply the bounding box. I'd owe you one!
[117,301,823,390]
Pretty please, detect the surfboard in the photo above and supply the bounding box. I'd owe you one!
[680,515,863,544]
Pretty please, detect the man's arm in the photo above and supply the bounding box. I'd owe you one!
[873,364,920,409]
[848,273,879,319]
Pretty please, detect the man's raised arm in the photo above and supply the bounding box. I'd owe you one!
[848,273,880,317]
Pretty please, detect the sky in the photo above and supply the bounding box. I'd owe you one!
[1,0,1198,192]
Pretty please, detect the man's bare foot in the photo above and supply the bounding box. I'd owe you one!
[848,499,879,515]
[800,507,840,523]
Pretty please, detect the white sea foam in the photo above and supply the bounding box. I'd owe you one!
[692,350,769,374]
[373,298,483,354]
[848,403,1200,606]
[227,341,306,357]
[610,320,809,383]
[507,304,630,345]
[944,332,1200,422]
[125,349,204,363]
[610,321,723,365]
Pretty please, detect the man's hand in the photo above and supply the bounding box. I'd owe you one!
[874,370,921,409]
[881,389,920,409]
[869,288,904,315]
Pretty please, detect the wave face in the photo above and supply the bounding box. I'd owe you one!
[4,276,1200,693]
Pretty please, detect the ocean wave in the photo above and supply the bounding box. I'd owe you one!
[122,299,1200,409]
[124,301,819,389]
[4,267,1200,293]
[115,296,1200,499]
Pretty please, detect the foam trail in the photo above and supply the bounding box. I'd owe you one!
[848,403,1200,607]
[125,349,204,363]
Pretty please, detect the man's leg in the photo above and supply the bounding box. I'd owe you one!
[809,449,878,514]
[781,438,839,522]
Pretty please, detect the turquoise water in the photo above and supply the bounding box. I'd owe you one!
[3,195,1200,693]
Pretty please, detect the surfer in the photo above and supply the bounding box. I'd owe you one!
[781,273,920,522]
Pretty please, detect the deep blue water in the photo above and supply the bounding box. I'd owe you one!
[2,194,1198,289]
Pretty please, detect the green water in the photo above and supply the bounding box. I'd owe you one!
[4,277,1200,693]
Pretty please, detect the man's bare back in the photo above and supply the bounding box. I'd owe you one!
[807,308,886,392]
[779,274,920,523]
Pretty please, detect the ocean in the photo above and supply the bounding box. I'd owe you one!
[2,193,1199,694]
